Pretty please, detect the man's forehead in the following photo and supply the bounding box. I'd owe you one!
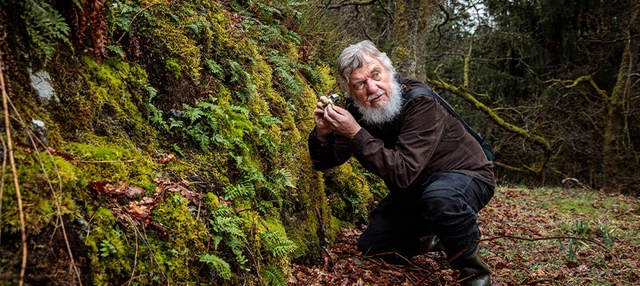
[349,56,382,78]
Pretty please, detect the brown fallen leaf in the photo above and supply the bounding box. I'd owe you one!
[157,154,175,164]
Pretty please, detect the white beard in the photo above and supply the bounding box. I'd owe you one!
[354,77,403,125]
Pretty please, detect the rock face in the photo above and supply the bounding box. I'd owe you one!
[29,69,57,103]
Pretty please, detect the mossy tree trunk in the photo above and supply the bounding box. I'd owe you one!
[390,0,440,78]
[603,6,639,184]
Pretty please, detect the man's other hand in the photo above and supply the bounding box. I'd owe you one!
[323,104,361,139]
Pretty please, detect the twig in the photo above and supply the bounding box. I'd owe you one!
[124,220,139,286]
[479,234,617,259]
[74,159,138,163]
[413,234,617,286]
[5,84,83,285]
[1,44,27,286]
[313,207,334,270]
[0,123,7,246]
[115,3,161,45]
[136,225,168,284]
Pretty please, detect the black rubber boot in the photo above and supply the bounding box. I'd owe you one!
[450,251,492,286]
[418,234,445,253]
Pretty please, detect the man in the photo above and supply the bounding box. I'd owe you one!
[308,40,495,286]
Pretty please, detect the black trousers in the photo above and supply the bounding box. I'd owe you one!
[357,171,494,260]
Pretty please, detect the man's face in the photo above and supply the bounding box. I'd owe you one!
[347,56,392,109]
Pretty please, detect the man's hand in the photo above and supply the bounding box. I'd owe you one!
[313,96,334,140]
[323,104,361,139]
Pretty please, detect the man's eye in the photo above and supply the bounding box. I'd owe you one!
[372,72,380,78]
[354,82,364,89]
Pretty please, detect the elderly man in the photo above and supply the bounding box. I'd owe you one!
[308,40,495,286]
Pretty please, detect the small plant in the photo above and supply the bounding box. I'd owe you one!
[99,240,117,257]
[596,221,617,246]
[199,254,232,280]
[21,0,72,64]
[558,237,586,261]
[573,219,590,235]
[261,265,287,286]
[260,230,297,258]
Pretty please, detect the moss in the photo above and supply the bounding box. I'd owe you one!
[81,57,158,144]
[323,163,374,223]
[150,193,209,283]
[84,207,131,285]
[165,58,183,79]
[1,0,361,284]
[0,147,79,235]
[64,141,158,190]
[142,5,205,83]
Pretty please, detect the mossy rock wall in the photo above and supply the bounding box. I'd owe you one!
[0,0,382,285]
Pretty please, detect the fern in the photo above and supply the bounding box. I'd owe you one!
[223,182,255,201]
[261,265,287,286]
[185,124,211,151]
[261,230,296,258]
[270,168,295,189]
[210,216,245,238]
[199,254,232,280]
[106,0,140,34]
[259,115,283,126]
[137,80,169,132]
[205,58,224,79]
[22,0,71,64]
[208,206,250,270]
[183,103,206,125]
[261,168,295,207]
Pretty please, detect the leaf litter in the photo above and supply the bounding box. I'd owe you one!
[290,187,640,285]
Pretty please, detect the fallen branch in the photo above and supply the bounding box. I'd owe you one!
[480,234,617,259]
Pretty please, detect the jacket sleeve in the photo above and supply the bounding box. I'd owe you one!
[308,128,354,171]
[350,95,448,190]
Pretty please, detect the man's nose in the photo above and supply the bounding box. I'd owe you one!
[366,80,378,93]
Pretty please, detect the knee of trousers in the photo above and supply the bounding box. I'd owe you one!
[420,197,479,235]
[422,194,470,217]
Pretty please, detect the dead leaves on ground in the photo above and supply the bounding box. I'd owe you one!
[289,228,459,286]
[291,188,640,285]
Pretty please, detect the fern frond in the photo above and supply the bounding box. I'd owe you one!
[22,0,71,64]
[261,265,287,286]
[261,230,297,258]
[223,182,255,201]
[270,168,295,189]
[210,216,246,238]
[199,254,232,280]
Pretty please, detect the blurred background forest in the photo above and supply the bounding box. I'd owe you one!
[322,0,640,193]
[0,0,638,285]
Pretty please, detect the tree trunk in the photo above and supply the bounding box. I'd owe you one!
[391,0,440,78]
[602,6,639,184]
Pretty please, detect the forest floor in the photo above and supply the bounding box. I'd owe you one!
[289,186,640,285]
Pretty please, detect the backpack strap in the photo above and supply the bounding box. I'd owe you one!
[404,87,495,161]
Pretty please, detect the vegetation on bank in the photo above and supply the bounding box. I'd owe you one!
[0,0,374,284]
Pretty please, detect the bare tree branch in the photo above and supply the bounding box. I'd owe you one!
[325,0,377,9]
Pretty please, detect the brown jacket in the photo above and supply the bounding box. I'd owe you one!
[308,76,494,194]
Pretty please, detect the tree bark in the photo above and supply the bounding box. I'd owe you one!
[603,6,639,183]
[390,0,440,78]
